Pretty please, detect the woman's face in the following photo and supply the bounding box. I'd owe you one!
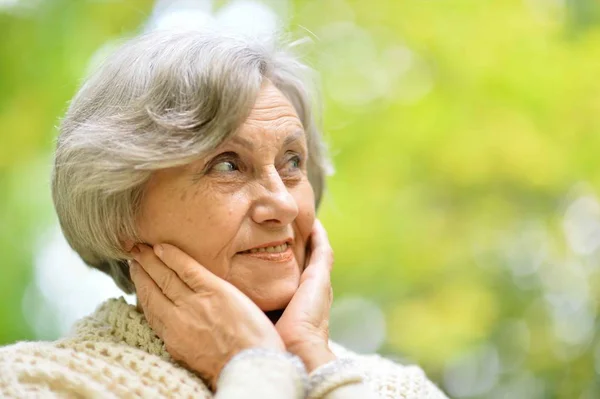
[134,81,316,311]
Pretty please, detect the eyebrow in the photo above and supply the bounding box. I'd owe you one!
[229,129,305,150]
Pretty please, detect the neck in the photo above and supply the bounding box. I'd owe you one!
[264,308,285,324]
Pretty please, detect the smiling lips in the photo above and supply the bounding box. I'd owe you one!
[238,240,294,262]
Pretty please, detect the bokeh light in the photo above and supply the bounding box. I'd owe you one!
[1,1,600,397]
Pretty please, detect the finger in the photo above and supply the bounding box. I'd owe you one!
[129,260,170,337]
[307,219,334,272]
[135,244,191,302]
[299,220,333,289]
[153,243,221,292]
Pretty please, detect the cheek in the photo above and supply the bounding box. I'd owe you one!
[139,181,248,275]
[297,206,315,240]
[180,193,248,266]
[298,181,316,229]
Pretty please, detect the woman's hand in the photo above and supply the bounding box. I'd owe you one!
[129,243,284,388]
[275,219,337,372]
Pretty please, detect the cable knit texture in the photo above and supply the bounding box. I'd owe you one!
[0,297,448,398]
[307,358,364,398]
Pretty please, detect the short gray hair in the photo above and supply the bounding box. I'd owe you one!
[52,29,330,293]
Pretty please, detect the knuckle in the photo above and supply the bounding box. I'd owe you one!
[160,271,175,293]
[137,285,150,305]
[181,266,203,289]
[144,308,159,329]
[181,266,196,282]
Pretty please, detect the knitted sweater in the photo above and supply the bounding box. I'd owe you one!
[0,297,448,398]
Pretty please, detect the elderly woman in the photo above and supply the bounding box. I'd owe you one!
[0,30,447,398]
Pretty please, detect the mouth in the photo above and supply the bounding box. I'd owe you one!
[238,239,293,254]
[237,239,294,262]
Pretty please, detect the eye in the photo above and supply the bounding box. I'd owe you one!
[289,156,301,169]
[212,160,238,172]
[283,154,303,171]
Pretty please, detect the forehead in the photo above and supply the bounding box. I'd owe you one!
[234,81,305,143]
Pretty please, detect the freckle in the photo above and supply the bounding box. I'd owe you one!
[180,191,187,201]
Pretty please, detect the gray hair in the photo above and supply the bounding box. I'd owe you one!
[52,29,330,294]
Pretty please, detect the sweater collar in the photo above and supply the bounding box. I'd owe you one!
[68,296,171,360]
[67,296,353,362]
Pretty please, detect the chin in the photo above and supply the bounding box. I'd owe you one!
[246,279,299,312]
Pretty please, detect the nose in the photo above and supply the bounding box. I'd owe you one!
[250,167,299,227]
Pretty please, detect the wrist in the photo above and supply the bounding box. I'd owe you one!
[216,348,308,396]
[288,341,337,372]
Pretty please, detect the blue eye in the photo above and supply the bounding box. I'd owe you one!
[212,160,237,172]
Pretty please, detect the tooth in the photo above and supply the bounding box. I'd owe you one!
[248,244,290,254]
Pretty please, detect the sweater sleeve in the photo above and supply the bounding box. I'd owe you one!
[306,355,448,399]
[215,348,308,399]
[326,343,449,399]
[307,358,376,399]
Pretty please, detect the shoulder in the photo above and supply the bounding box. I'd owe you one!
[329,341,448,399]
[0,339,211,398]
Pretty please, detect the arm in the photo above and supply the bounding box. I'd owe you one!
[272,221,447,399]
[216,349,376,399]
[274,221,377,399]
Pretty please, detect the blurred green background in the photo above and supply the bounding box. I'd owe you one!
[2,0,600,397]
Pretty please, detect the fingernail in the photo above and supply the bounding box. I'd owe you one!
[154,244,164,258]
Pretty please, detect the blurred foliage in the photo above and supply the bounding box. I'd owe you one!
[1,0,600,398]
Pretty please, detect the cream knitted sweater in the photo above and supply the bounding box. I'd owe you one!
[0,297,447,398]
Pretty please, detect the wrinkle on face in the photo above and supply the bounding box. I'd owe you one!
[135,80,316,311]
